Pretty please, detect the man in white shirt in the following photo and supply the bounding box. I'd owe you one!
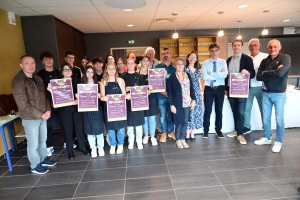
[244,38,268,134]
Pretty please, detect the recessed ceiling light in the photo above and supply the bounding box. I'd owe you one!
[123,9,133,11]
[127,24,134,27]
[283,19,290,22]
[238,5,248,8]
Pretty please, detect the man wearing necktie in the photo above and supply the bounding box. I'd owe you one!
[202,43,228,139]
[225,39,255,145]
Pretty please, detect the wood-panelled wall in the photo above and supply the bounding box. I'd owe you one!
[55,19,86,68]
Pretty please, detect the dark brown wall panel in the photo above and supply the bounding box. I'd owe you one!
[73,29,86,67]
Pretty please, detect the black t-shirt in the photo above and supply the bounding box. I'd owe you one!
[36,68,61,101]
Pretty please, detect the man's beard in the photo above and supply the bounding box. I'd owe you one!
[163,56,169,61]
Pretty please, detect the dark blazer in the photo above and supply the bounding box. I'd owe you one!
[167,72,196,125]
[225,53,255,91]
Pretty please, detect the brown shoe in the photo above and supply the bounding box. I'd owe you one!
[156,129,162,134]
[227,130,237,138]
[181,140,189,148]
[237,135,247,145]
[168,132,176,140]
[176,140,183,149]
[160,134,167,142]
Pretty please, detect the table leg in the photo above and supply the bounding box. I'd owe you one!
[7,124,17,151]
[0,127,13,172]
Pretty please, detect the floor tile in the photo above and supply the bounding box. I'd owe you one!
[171,172,220,189]
[127,155,165,167]
[125,176,172,193]
[127,146,163,157]
[73,194,124,200]
[200,149,241,160]
[125,190,176,200]
[24,183,78,200]
[49,160,89,173]
[271,178,300,198]
[244,155,292,168]
[14,156,30,166]
[161,145,199,155]
[206,158,253,171]
[0,166,8,176]
[126,164,168,179]
[167,161,211,175]
[224,182,284,200]
[164,152,202,163]
[10,150,27,157]
[236,146,273,158]
[0,187,31,200]
[0,157,22,167]
[36,171,84,186]
[256,165,300,181]
[214,168,267,185]
[0,174,40,189]
[74,180,125,197]
[82,168,126,182]
[3,165,33,176]
[55,152,91,162]
[175,186,231,200]
[87,158,127,170]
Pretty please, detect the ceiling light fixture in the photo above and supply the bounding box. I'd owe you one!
[237,20,242,39]
[127,24,134,27]
[262,10,269,35]
[217,11,224,37]
[172,13,179,39]
[123,9,133,11]
[105,0,146,10]
[283,19,290,22]
[238,4,248,8]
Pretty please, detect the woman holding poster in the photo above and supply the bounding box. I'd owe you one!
[167,58,196,149]
[55,63,90,160]
[121,57,145,150]
[100,63,127,155]
[81,66,105,158]
[138,55,158,146]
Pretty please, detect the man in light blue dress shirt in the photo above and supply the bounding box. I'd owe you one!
[202,43,228,139]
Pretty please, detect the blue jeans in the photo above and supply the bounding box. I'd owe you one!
[228,96,247,136]
[244,87,263,129]
[108,128,125,146]
[87,134,104,149]
[175,107,190,140]
[22,119,47,169]
[158,99,174,134]
[262,92,286,142]
[128,125,143,144]
[143,115,156,137]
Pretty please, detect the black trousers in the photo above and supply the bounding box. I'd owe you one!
[228,95,247,136]
[203,85,225,133]
[57,106,86,153]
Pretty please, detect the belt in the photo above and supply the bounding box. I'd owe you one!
[206,85,224,89]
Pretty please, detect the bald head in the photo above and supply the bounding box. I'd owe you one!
[267,39,282,59]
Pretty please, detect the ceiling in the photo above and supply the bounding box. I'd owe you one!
[0,0,299,33]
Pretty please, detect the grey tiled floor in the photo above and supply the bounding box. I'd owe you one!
[0,128,300,200]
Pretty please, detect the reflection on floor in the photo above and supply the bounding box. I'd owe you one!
[0,128,300,200]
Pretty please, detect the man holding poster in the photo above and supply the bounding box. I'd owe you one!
[11,55,57,174]
[225,39,255,145]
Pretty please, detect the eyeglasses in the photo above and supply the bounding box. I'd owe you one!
[249,44,258,48]
[63,69,72,72]
[67,56,75,59]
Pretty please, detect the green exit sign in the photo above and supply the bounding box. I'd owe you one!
[128,40,135,44]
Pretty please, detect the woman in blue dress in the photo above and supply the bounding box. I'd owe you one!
[185,51,203,141]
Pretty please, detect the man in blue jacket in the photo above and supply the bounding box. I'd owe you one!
[226,39,255,145]
[254,39,291,153]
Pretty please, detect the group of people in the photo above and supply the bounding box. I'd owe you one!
[11,38,290,175]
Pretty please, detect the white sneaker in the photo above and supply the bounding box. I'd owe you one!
[128,142,134,150]
[116,145,123,154]
[47,147,54,156]
[73,143,77,149]
[254,137,273,145]
[110,146,116,154]
[142,135,149,144]
[272,142,282,153]
[137,142,143,150]
[91,148,97,158]
[63,143,66,148]
[98,148,105,157]
[151,137,158,146]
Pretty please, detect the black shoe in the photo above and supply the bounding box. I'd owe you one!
[243,127,251,135]
[298,186,300,192]
[68,152,74,160]
[190,137,196,141]
[215,131,224,138]
[81,149,90,156]
[203,132,208,139]
[185,138,190,142]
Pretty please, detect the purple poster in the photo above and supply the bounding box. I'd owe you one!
[148,68,166,92]
[50,78,74,108]
[130,86,149,111]
[229,73,250,98]
[107,94,127,122]
[77,84,98,112]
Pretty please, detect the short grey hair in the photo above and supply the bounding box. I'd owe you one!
[145,47,155,54]
[248,38,260,47]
